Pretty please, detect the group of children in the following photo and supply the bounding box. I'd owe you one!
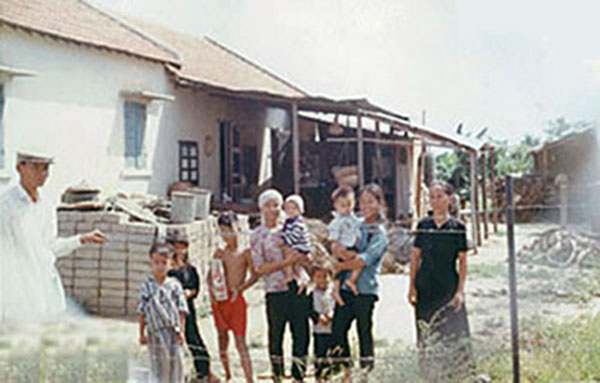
[138,185,365,383]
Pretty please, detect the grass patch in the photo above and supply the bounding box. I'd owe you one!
[479,314,600,382]
[470,262,505,279]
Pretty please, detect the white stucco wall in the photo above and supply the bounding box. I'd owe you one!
[0,26,283,205]
[151,83,276,199]
[0,27,170,203]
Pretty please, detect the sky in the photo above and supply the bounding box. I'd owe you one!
[95,0,600,143]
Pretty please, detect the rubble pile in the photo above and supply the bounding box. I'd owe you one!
[518,227,600,268]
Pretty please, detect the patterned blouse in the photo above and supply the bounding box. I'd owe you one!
[251,224,290,293]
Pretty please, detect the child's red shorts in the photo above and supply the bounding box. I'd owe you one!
[211,293,247,337]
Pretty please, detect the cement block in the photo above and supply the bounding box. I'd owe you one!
[83,243,103,250]
[100,288,126,299]
[74,248,100,260]
[101,280,127,290]
[104,232,128,243]
[75,222,94,233]
[82,212,106,223]
[100,268,127,280]
[128,260,150,273]
[102,213,128,224]
[58,222,76,232]
[102,241,127,252]
[127,223,156,235]
[73,277,100,289]
[60,212,85,222]
[128,243,152,254]
[100,259,126,270]
[128,233,155,245]
[100,249,127,261]
[93,222,112,232]
[128,272,150,286]
[74,259,99,269]
[112,224,130,233]
[74,269,99,279]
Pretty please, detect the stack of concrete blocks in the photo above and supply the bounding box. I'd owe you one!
[56,210,249,319]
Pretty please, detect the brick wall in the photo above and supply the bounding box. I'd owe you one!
[56,211,249,319]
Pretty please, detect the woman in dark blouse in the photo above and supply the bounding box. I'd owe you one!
[408,181,472,381]
[167,232,216,383]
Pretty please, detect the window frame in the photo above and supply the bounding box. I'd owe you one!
[178,140,199,186]
[123,100,148,169]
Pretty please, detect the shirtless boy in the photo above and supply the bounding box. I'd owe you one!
[210,211,258,383]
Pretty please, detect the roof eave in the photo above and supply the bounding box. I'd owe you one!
[0,18,181,67]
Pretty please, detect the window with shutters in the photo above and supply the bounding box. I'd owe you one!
[0,84,4,169]
[179,141,199,186]
[124,101,147,169]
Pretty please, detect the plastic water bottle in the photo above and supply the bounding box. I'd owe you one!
[211,258,228,302]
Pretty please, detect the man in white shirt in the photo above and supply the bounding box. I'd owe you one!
[0,149,107,324]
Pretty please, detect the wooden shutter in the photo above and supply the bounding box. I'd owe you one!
[179,141,199,186]
[124,101,146,168]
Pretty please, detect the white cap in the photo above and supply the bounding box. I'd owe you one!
[285,194,304,214]
[16,146,54,164]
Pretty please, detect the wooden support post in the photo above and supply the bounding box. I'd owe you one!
[470,152,480,250]
[415,142,425,221]
[474,153,483,246]
[357,113,365,189]
[374,121,384,186]
[481,152,489,239]
[559,176,568,228]
[506,175,522,383]
[292,102,300,195]
[489,145,499,233]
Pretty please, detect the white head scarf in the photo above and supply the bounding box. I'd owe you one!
[258,189,284,225]
[258,189,283,209]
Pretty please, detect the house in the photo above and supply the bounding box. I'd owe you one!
[0,0,306,204]
[530,127,600,225]
[0,0,478,230]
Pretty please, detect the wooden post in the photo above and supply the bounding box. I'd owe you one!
[558,175,568,228]
[292,102,300,195]
[357,113,365,189]
[374,121,384,186]
[489,145,499,233]
[506,175,522,383]
[481,151,489,239]
[415,142,425,221]
[475,154,483,246]
[470,152,480,250]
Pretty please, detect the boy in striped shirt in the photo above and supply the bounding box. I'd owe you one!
[138,243,188,383]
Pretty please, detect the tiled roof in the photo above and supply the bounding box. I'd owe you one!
[125,17,308,98]
[0,0,179,65]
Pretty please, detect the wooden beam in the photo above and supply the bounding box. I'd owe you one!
[470,153,480,251]
[292,102,300,194]
[489,145,499,233]
[360,111,476,153]
[481,152,489,239]
[325,137,414,147]
[357,113,365,189]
